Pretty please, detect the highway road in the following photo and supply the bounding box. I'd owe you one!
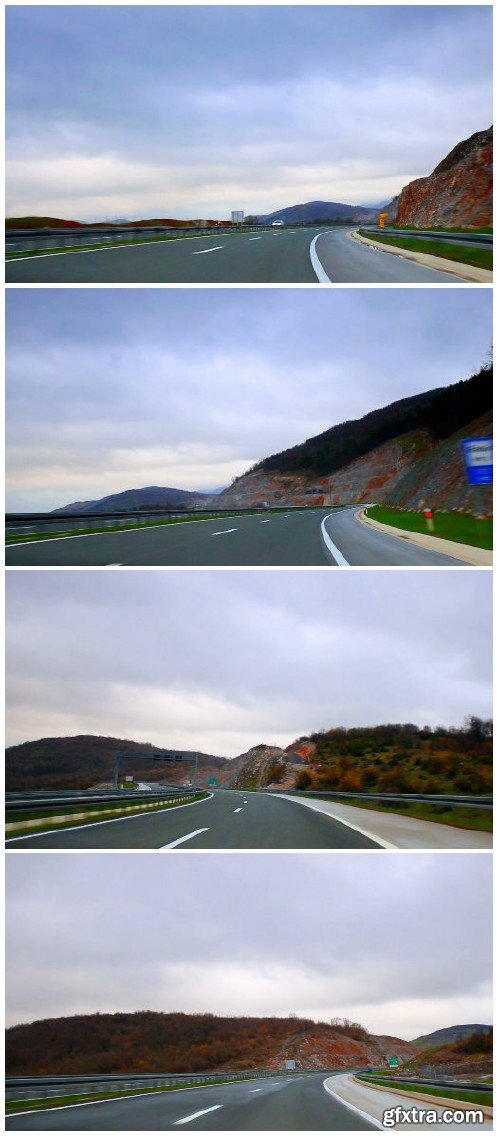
[5,227,462,283]
[5,789,381,850]
[5,507,463,567]
[5,1072,377,1130]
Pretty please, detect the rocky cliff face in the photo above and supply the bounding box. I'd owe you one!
[264,1026,417,1071]
[396,127,492,228]
[384,413,493,512]
[212,414,492,516]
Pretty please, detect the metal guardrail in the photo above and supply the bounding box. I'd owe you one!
[5,1069,301,1102]
[4,221,346,254]
[362,226,493,247]
[272,790,492,809]
[5,505,320,537]
[358,1074,493,1093]
[5,789,197,812]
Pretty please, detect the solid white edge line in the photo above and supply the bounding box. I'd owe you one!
[323,1078,384,1130]
[160,827,210,850]
[277,795,395,850]
[174,1105,222,1125]
[5,794,214,845]
[320,513,350,566]
[309,232,332,282]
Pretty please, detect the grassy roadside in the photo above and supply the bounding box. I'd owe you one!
[365,506,492,551]
[5,507,304,545]
[357,1074,492,1108]
[5,1073,266,1115]
[357,230,492,271]
[299,794,492,833]
[6,793,208,839]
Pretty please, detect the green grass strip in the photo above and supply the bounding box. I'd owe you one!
[366,506,492,551]
[357,1075,492,1108]
[358,231,492,271]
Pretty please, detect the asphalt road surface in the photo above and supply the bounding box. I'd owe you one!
[5,1073,377,1130]
[5,508,463,566]
[5,790,381,850]
[6,227,462,283]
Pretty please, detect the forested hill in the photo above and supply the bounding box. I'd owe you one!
[6,1012,416,1076]
[255,366,492,478]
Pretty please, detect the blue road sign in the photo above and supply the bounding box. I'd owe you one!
[461,438,493,485]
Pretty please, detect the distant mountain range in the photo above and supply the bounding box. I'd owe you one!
[258,200,379,224]
[412,1024,492,1047]
[53,485,213,514]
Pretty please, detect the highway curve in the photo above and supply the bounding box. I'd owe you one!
[5,789,381,850]
[5,1072,377,1130]
[5,507,463,567]
[6,227,462,284]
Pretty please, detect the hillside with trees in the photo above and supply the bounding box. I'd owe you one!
[5,735,226,792]
[6,1012,416,1076]
[254,367,492,479]
[402,1027,492,1080]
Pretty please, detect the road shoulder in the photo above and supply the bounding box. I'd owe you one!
[350,230,492,283]
[356,509,492,566]
[277,794,492,849]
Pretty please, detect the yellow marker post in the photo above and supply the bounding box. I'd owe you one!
[379,212,389,228]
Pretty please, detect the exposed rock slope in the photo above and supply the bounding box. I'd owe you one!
[395,127,492,228]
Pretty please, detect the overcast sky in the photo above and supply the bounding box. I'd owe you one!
[6,570,491,756]
[6,6,492,219]
[6,288,491,511]
[5,853,492,1037]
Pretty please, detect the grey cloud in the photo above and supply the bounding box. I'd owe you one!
[6,289,492,510]
[6,7,492,218]
[6,570,492,754]
[6,853,492,1035]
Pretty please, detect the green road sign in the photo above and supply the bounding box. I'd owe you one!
[209,778,217,787]
[388,1057,399,1067]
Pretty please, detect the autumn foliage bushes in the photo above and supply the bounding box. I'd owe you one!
[295,721,492,795]
[6,1012,373,1077]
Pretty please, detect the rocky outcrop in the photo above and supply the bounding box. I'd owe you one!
[264,1027,417,1071]
[212,413,492,517]
[384,413,493,512]
[396,127,492,228]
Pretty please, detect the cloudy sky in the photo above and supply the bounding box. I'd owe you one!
[6,6,492,220]
[6,288,492,511]
[6,570,491,755]
[5,853,492,1036]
